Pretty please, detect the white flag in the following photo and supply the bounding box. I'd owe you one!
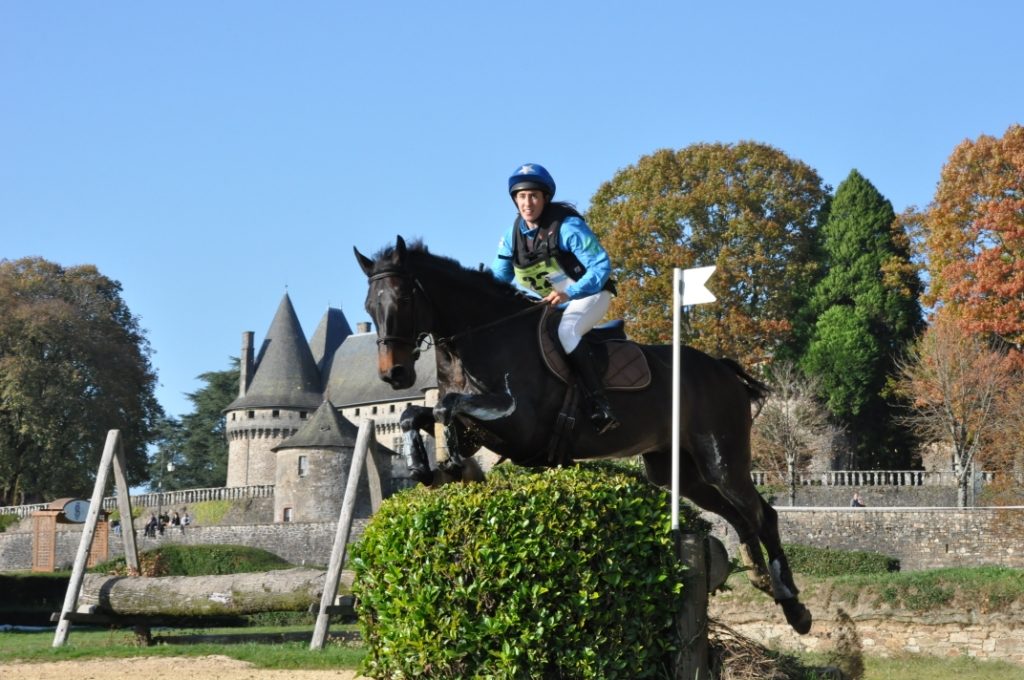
[681,266,716,306]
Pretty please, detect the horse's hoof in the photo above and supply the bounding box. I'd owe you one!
[437,459,465,479]
[780,598,812,635]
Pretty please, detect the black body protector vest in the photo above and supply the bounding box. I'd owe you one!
[510,204,600,297]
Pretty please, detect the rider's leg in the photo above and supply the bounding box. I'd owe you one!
[560,292,619,434]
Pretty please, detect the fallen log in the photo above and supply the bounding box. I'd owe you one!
[78,568,354,616]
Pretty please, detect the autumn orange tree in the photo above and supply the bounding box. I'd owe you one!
[586,143,829,368]
[894,313,1016,507]
[919,124,1024,347]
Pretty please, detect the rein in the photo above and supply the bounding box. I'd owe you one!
[435,302,546,348]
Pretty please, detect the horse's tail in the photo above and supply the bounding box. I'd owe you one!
[720,357,771,417]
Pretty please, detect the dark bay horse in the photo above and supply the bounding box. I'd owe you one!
[354,236,811,634]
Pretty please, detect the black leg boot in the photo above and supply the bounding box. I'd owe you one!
[567,344,620,435]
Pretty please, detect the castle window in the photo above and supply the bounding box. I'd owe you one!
[282,507,293,523]
[247,411,255,419]
[298,455,309,478]
[299,411,308,419]
[389,404,396,413]
[272,410,280,418]
[354,408,360,416]
[372,406,378,415]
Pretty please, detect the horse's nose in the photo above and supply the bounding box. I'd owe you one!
[383,364,410,388]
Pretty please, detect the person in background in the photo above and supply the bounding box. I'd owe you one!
[851,492,866,507]
[144,513,159,538]
[492,163,619,434]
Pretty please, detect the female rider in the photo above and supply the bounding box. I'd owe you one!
[491,163,619,435]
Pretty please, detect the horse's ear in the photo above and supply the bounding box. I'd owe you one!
[395,235,407,261]
[354,246,375,277]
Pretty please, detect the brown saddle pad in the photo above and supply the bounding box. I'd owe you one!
[539,306,651,391]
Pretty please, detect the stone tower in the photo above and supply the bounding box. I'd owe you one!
[272,399,384,523]
[224,294,330,487]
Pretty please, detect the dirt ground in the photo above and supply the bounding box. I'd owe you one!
[0,656,370,680]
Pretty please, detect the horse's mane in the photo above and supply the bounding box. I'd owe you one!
[376,239,533,310]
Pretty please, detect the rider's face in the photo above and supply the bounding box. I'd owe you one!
[515,189,547,227]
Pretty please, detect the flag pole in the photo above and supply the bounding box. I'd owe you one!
[671,267,682,534]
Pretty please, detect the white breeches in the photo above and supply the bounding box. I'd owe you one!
[558,290,612,354]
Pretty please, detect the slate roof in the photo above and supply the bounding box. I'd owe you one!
[324,330,437,407]
[226,294,324,411]
[310,307,352,375]
[272,399,358,451]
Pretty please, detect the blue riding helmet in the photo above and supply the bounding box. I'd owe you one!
[508,163,556,198]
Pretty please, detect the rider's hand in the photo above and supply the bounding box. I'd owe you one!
[543,290,569,305]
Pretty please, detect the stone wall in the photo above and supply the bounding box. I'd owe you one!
[0,519,370,572]
[708,506,1024,571]
[711,578,1024,665]
[6,507,1022,574]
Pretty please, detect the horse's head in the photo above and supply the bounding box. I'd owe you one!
[354,235,432,389]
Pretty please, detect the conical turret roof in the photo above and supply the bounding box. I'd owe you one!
[226,294,323,411]
[272,400,358,450]
[310,307,352,375]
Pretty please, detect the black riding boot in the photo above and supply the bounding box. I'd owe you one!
[567,344,619,435]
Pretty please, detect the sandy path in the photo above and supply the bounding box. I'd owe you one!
[0,656,370,680]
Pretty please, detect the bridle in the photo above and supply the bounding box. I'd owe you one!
[368,269,432,359]
[367,267,547,356]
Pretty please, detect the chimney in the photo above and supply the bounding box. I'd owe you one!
[356,322,372,333]
[239,331,254,397]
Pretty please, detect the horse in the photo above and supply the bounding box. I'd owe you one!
[354,235,812,634]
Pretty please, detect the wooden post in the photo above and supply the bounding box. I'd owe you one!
[54,430,138,647]
[673,531,710,680]
[310,419,374,650]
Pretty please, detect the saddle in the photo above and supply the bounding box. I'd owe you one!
[538,306,651,391]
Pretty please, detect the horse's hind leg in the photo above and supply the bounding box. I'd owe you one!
[685,433,812,635]
[643,451,774,593]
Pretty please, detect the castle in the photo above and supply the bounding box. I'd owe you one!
[223,293,440,523]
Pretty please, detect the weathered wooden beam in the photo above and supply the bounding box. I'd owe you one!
[78,568,354,617]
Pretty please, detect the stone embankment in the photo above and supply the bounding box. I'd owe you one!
[710,576,1024,665]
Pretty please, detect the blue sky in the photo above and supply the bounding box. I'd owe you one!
[3,2,1022,421]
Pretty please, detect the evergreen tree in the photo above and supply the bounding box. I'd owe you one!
[801,170,923,468]
[151,361,237,490]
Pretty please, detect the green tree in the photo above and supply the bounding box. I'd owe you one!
[151,362,237,490]
[801,170,923,468]
[587,143,830,367]
[0,257,162,504]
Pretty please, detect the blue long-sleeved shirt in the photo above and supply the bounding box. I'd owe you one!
[491,215,611,299]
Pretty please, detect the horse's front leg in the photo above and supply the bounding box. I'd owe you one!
[433,374,517,426]
[399,405,435,485]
